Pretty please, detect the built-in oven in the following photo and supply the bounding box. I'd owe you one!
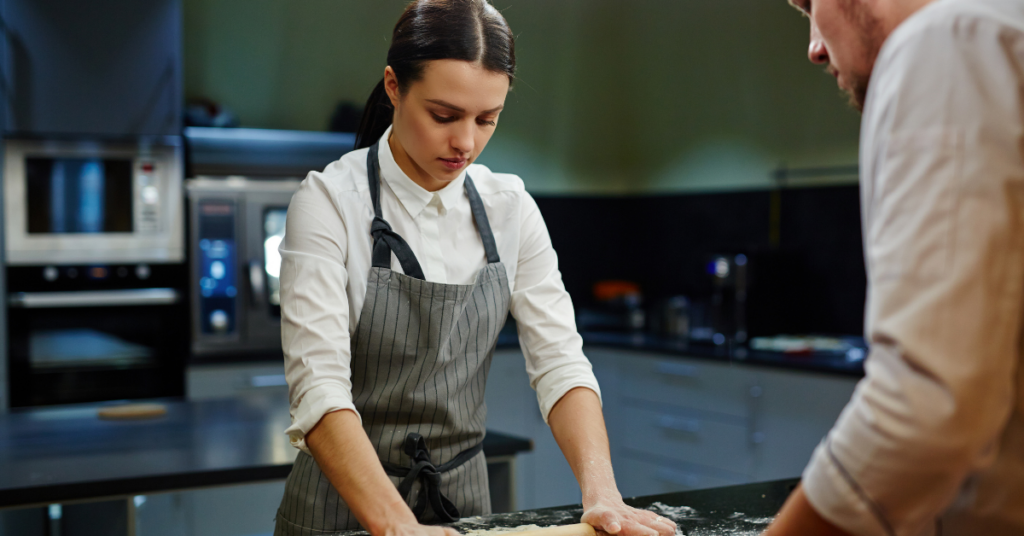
[186,178,300,357]
[4,137,188,407]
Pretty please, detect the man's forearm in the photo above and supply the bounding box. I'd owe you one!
[763,485,851,536]
[546,387,620,504]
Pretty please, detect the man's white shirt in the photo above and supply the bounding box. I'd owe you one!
[802,1,1024,534]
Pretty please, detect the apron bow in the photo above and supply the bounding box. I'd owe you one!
[383,433,483,523]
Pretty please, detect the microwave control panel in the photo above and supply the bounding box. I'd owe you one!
[135,161,162,233]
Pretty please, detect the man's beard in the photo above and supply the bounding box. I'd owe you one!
[830,64,871,112]
[835,0,885,112]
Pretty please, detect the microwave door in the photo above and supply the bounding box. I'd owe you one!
[243,192,295,351]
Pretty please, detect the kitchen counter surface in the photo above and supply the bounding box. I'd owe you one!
[335,478,795,535]
[498,330,865,378]
[0,394,532,509]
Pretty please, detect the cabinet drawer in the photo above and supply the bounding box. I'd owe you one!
[621,406,753,474]
[612,352,754,418]
[616,457,747,498]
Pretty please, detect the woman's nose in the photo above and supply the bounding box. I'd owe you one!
[451,123,474,155]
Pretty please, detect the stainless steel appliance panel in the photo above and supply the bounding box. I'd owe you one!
[187,178,299,357]
[4,138,185,265]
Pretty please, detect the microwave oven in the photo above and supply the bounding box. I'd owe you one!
[3,138,185,265]
[186,177,300,357]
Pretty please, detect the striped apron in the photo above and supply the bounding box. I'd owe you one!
[274,142,512,535]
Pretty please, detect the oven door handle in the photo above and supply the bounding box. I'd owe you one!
[8,288,181,308]
[248,259,265,309]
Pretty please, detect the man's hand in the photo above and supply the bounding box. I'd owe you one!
[582,496,677,536]
[762,484,851,536]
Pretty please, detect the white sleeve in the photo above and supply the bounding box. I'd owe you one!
[510,193,602,423]
[802,17,1024,536]
[280,177,359,453]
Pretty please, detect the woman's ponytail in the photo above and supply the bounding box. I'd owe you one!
[354,78,394,150]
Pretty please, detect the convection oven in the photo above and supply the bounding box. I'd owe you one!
[186,178,300,358]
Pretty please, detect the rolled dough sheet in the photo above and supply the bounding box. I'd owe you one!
[463,525,547,536]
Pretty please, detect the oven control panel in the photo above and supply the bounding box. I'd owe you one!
[196,201,238,337]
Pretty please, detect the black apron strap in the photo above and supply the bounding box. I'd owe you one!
[380,433,484,523]
[464,176,501,264]
[367,143,426,280]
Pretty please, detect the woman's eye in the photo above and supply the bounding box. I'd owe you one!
[478,118,497,127]
[431,113,456,124]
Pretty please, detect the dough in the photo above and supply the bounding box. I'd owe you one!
[463,525,547,536]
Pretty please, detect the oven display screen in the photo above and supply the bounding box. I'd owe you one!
[25,158,134,234]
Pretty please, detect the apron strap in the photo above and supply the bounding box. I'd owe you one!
[380,433,484,523]
[367,141,502,276]
[464,176,501,264]
[368,143,426,280]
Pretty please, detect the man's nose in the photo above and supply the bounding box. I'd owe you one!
[808,24,829,65]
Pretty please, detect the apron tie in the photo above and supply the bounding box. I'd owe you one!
[370,216,426,280]
[381,433,484,523]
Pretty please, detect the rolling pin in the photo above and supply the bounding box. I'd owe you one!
[505,523,597,536]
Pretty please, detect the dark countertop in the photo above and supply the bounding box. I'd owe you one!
[331,478,796,535]
[0,394,532,509]
[497,330,865,378]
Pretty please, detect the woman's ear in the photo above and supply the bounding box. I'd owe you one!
[383,66,401,108]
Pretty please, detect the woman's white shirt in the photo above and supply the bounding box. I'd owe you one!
[280,127,601,451]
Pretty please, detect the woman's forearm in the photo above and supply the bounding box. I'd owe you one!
[547,387,621,506]
[305,410,419,535]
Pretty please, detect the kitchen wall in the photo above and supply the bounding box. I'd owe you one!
[182,0,862,194]
[538,184,867,336]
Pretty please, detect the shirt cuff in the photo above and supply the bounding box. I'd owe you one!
[285,383,360,453]
[803,437,898,536]
[534,361,603,424]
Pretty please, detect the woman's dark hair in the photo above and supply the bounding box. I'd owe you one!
[354,0,516,149]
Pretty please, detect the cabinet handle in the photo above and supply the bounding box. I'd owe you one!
[9,288,179,308]
[655,362,699,378]
[656,415,701,434]
[655,467,700,489]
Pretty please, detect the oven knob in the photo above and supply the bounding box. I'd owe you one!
[210,310,229,333]
[43,266,58,282]
[136,264,151,280]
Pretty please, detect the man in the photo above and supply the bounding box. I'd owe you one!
[765,1,1024,535]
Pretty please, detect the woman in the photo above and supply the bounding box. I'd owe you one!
[275,2,677,536]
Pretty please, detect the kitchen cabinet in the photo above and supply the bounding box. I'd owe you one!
[1,0,183,137]
[484,347,858,505]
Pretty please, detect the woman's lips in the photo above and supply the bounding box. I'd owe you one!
[439,157,467,171]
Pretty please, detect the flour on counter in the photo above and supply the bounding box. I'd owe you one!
[645,502,698,520]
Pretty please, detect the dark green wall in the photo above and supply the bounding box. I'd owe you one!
[183,0,861,193]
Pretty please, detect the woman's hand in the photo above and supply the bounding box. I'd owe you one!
[546,389,677,536]
[380,521,461,536]
[582,496,677,536]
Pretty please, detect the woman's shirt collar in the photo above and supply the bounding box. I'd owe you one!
[377,126,467,218]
